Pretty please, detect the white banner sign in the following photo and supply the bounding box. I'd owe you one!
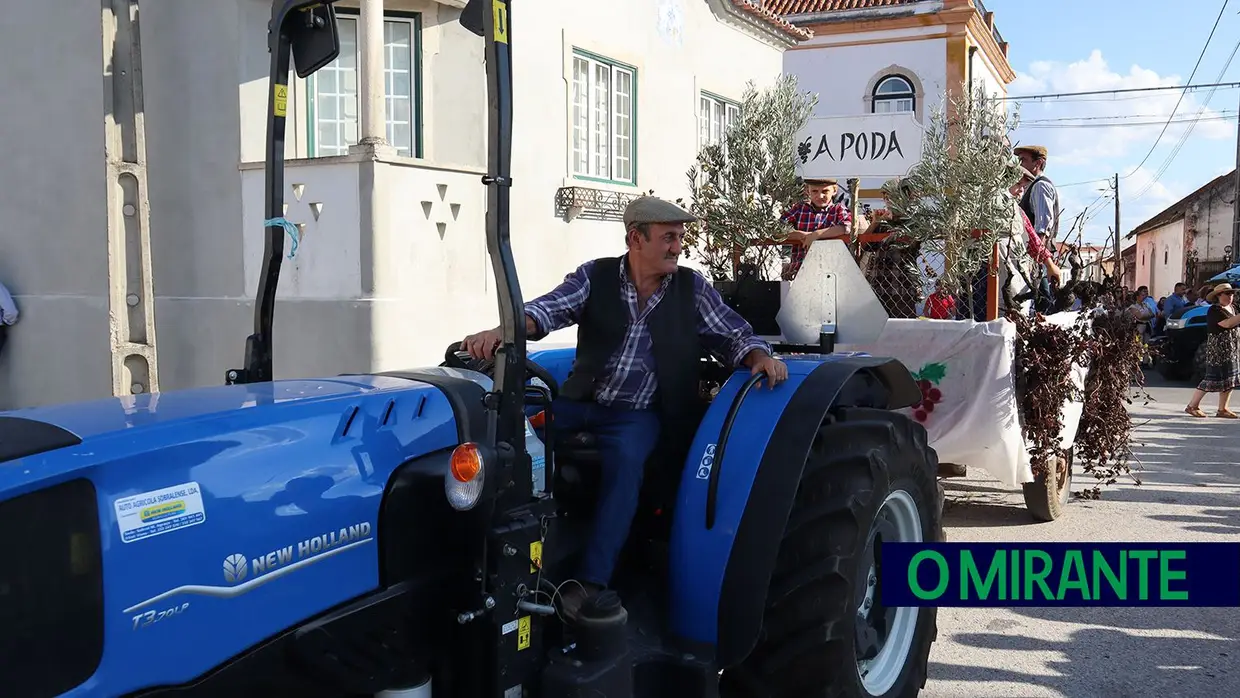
[794,113,925,180]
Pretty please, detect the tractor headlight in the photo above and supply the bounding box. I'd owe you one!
[1166,318,1186,331]
[446,442,486,511]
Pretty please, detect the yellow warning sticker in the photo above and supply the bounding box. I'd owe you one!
[274,84,288,117]
[492,0,509,44]
[517,615,531,650]
[530,541,542,574]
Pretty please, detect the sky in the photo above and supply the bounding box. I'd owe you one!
[986,0,1240,252]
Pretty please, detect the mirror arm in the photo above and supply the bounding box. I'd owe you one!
[227,4,298,386]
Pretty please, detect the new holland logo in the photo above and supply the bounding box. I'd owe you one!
[122,522,376,615]
[223,554,248,583]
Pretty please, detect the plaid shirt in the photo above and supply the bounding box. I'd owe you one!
[525,259,771,410]
[780,200,852,280]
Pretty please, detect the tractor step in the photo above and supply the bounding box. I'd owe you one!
[938,462,967,478]
[541,586,718,698]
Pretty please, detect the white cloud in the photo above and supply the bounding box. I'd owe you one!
[1010,50,1232,169]
[1007,50,1234,248]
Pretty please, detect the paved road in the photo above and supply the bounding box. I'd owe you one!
[923,371,1240,698]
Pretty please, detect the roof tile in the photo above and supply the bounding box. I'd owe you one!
[730,1,814,41]
[764,0,927,16]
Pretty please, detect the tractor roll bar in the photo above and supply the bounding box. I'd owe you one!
[461,0,533,506]
[229,0,342,386]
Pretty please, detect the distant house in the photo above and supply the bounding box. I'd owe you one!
[1054,241,1107,283]
[1125,169,1235,298]
[772,0,1015,206]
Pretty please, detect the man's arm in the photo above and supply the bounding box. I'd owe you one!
[523,261,595,341]
[691,272,773,367]
[463,261,593,359]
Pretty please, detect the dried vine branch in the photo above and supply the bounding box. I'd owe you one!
[1009,307,1147,498]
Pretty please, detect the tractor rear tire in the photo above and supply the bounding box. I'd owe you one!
[720,406,941,698]
[1021,448,1073,522]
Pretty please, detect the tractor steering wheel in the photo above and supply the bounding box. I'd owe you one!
[442,341,560,401]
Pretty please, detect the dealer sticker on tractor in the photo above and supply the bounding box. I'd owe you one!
[113,482,206,544]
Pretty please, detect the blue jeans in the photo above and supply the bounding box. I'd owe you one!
[552,397,662,587]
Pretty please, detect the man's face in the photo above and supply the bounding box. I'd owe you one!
[1174,284,1187,296]
[630,222,685,274]
[1017,151,1044,175]
[806,183,837,207]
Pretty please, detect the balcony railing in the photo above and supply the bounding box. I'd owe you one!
[971,0,1004,49]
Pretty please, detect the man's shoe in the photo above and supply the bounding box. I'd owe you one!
[560,581,603,623]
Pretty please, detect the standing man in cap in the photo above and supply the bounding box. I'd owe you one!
[1015,145,1062,309]
[779,177,854,281]
[461,195,787,620]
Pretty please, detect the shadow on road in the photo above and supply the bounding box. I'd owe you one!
[932,605,1239,696]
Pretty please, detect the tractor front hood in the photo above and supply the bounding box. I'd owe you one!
[0,376,412,469]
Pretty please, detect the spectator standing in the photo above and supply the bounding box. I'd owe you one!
[1185,283,1240,418]
[0,278,17,358]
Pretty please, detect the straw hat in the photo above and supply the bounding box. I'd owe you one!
[1207,283,1236,302]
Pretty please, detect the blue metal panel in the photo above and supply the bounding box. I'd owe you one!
[666,353,867,646]
[0,377,458,697]
[529,346,576,388]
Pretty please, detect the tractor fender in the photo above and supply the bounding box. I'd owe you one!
[667,353,920,666]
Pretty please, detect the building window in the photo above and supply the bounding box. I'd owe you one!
[308,11,421,158]
[699,93,740,148]
[872,75,915,114]
[571,50,636,185]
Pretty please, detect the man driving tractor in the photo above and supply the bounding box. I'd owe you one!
[461,195,788,620]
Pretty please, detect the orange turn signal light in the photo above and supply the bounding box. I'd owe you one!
[450,442,484,483]
[529,410,546,429]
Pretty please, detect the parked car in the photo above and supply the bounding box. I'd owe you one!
[1158,304,1209,381]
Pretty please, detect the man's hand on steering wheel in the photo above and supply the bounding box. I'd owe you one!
[462,326,502,361]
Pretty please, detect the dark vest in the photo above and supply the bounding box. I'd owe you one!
[1020,174,1053,229]
[560,256,704,429]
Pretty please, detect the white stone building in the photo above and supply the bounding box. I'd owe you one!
[774,0,1015,208]
[0,0,807,409]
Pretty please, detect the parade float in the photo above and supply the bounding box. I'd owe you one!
[684,80,1144,521]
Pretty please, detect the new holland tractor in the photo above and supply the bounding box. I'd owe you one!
[0,2,943,697]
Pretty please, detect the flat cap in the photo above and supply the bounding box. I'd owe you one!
[803,176,838,185]
[623,195,697,228]
[1014,144,1048,159]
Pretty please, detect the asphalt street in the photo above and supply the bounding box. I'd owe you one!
[923,371,1240,698]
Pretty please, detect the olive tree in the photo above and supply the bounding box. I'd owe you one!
[681,75,819,281]
[880,84,1026,293]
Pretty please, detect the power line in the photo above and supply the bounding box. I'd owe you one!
[1131,35,1240,201]
[1022,110,1239,124]
[1023,114,1236,129]
[1120,0,1229,178]
[1002,80,1240,102]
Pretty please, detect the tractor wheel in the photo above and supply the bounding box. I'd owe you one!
[1021,448,1073,522]
[720,406,941,698]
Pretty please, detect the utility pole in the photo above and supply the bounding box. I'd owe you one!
[1232,89,1240,264]
[102,0,160,396]
[1113,173,1122,283]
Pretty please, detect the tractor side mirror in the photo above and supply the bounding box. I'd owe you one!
[459,0,486,37]
[287,4,341,79]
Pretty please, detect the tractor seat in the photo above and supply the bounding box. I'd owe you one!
[551,430,603,515]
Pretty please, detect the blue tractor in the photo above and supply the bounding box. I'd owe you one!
[0,2,943,697]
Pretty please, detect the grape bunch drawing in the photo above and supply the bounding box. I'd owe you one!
[910,362,946,424]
